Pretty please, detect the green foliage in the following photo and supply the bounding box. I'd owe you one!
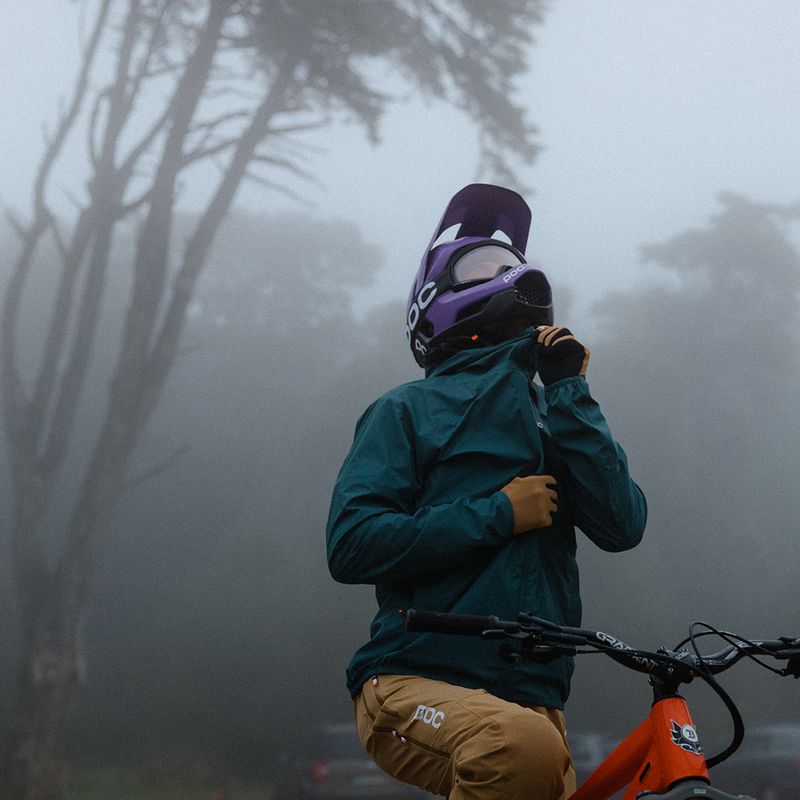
[593,193,800,421]
[636,192,800,380]
[187,211,383,332]
[240,0,545,182]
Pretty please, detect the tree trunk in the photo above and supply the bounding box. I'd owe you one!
[1,588,87,800]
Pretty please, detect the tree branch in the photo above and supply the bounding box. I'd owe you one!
[49,216,70,263]
[180,137,240,166]
[33,0,112,216]
[58,1,236,600]
[1,0,112,489]
[39,209,117,488]
[26,0,147,510]
[116,104,171,182]
[87,87,112,170]
[1,217,48,464]
[116,186,154,216]
[92,0,143,177]
[125,0,173,112]
[27,207,96,453]
[121,443,190,492]
[3,206,28,241]
[113,0,234,394]
[0,213,52,627]
[140,62,298,423]
[243,172,310,204]
[250,153,323,187]
[190,108,252,135]
[264,119,330,136]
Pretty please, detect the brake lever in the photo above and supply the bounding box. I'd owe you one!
[781,656,800,679]
[773,639,800,678]
[481,628,512,640]
[499,641,576,664]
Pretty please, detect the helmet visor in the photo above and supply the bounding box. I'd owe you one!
[450,244,523,285]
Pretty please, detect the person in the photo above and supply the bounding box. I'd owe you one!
[326,183,647,799]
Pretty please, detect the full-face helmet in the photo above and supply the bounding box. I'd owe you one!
[406,183,553,367]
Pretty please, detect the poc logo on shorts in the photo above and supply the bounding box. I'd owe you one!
[412,704,445,729]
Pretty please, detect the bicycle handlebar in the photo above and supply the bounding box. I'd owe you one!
[404,608,800,677]
[405,608,800,769]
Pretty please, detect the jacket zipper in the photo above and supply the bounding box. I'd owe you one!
[527,377,546,433]
[516,379,544,624]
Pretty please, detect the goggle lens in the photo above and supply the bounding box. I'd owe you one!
[451,245,523,284]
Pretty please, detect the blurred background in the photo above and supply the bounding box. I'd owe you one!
[1,2,799,798]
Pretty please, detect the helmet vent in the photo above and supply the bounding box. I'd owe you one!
[514,271,551,307]
[454,297,490,322]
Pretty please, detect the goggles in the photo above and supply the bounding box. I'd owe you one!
[448,243,524,287]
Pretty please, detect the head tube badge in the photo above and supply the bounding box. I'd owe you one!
[669,720,703,755]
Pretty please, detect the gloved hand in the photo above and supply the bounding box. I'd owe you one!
[535,326,590,385]
[500,475,558,534]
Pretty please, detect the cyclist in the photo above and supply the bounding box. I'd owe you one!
[326,184,647,800]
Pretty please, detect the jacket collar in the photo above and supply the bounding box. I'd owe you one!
[425,327,536,378]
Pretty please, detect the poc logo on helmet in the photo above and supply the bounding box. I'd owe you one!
[411,704,445,729]
[502,264,529,283]
[406,282,438,334]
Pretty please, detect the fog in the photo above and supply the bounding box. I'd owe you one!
[1,1,800,795]
[5,2,800,320]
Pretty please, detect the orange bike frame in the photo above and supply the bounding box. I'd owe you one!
[569,696,709,800]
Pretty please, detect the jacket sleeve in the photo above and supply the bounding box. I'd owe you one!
[544,376,647,552]
[326,395,514,585]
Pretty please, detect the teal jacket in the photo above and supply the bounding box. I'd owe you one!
[326,331,646,708]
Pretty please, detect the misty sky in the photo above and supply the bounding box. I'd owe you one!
[3,3,800,762]
[2,1,800,328]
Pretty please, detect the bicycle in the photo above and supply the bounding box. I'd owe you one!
[404,609,800,800]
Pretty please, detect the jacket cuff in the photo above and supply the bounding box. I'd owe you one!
[542,375,588,399]
[492,491,516,539]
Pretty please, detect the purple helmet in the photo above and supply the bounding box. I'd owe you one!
[406,183,553,367]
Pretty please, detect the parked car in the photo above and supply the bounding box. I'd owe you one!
[568,730,620,785]
[287,721,433,799]
[710,722,800,800]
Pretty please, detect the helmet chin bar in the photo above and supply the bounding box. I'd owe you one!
[416,287,554,367]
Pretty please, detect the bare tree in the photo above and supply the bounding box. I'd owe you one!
[0,1,545,797]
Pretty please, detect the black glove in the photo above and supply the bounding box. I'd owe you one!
[535,325,590,385]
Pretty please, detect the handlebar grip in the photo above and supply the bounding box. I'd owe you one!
[404,609,507,636]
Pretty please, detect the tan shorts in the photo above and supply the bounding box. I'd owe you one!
[354,674,576,799]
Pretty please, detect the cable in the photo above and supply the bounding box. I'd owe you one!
[684,621,791,767]
[570,625,744,768]
[689,621,786,677]
[674,628,736,650]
